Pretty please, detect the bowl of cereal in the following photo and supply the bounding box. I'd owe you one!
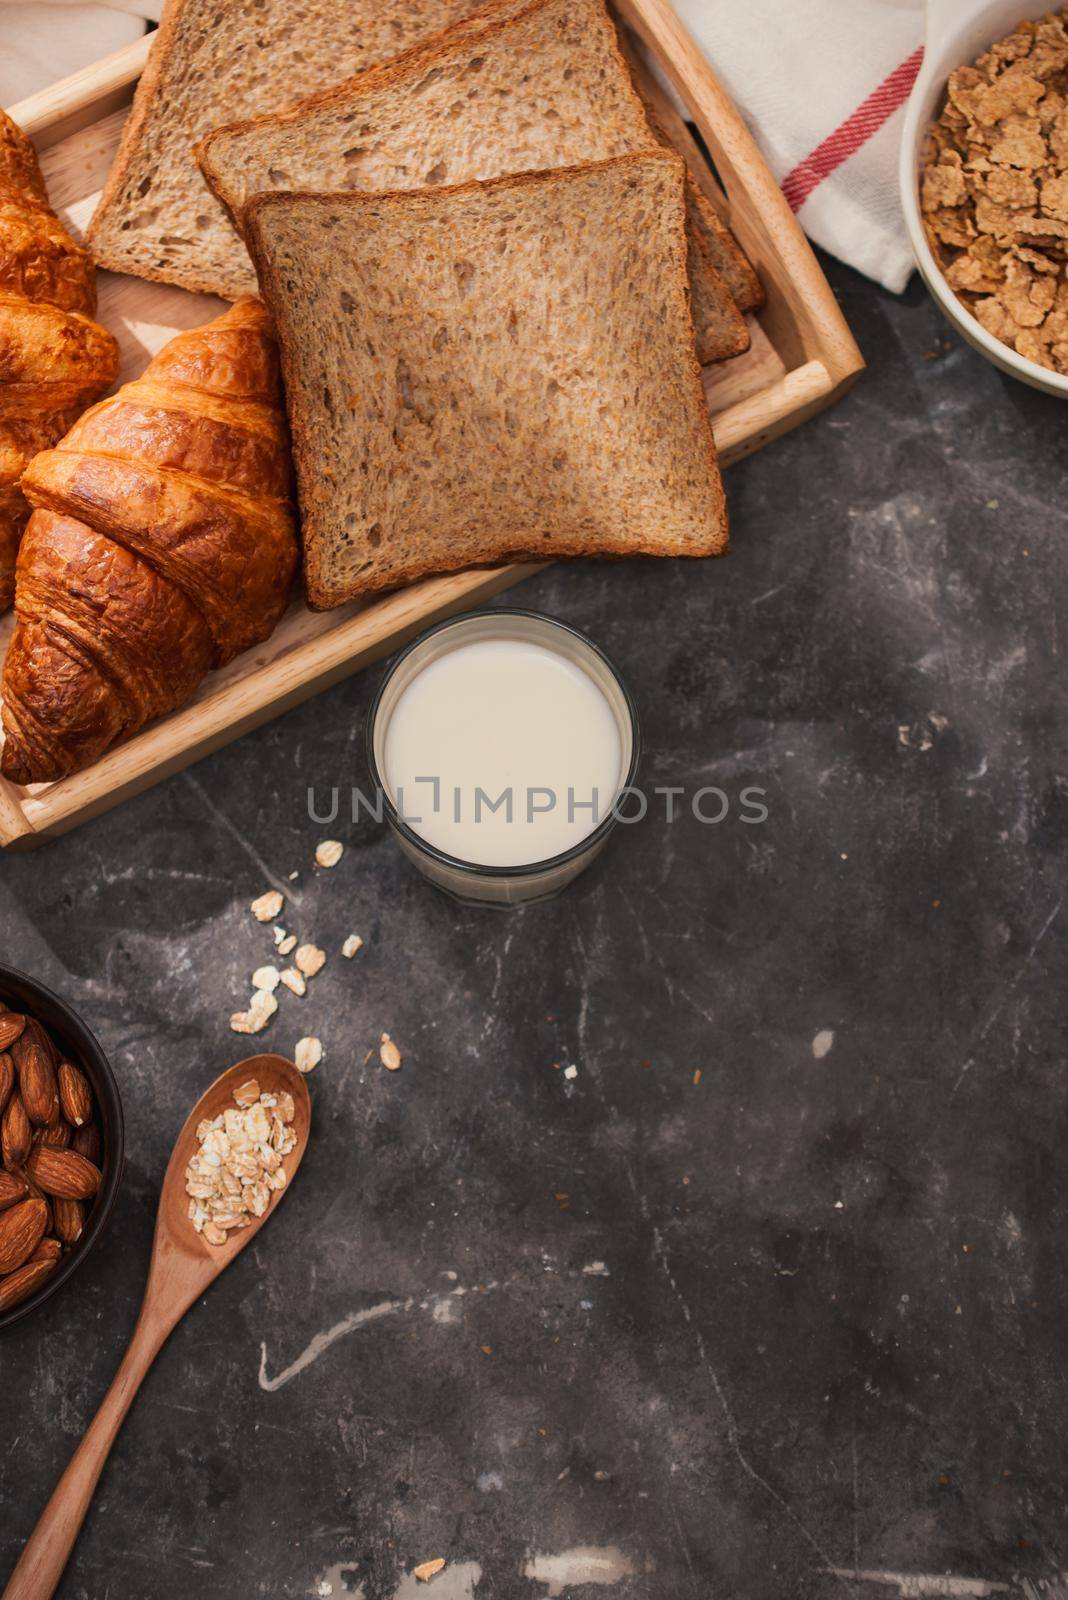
[900,0,1068,396]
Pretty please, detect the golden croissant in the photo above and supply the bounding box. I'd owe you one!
[1,298,298,784]
[0,108,119,610]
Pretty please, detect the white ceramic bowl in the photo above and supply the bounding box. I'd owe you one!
[899,0,1068,397]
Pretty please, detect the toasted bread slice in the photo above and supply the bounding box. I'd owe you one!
[198,0,748,364]
[86,0,491,298]
[618,29,764,314]
[245,153,728,609]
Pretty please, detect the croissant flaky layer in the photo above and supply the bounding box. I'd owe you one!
[0,109,119,611]
[1,298,299,786]
[2,510,215,783]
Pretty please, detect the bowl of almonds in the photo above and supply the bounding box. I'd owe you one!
[0,966,123,1329]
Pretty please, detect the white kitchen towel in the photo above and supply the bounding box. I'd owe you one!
[670,0,925,292]
[0,0,158,108]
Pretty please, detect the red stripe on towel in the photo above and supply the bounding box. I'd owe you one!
[780,46,924,213]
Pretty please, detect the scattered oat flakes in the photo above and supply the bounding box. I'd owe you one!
[295,943,326,978]
[280,967,307,997]
[252,965,280,992]
[250,889,284,922]
[278,934,297,956]
[272,925,288,948]
[315,839,344,868]
[185,1082,296,1241]
[230,988,278,1034]
[414,1560,446,1584]
[563,1064,577,1081]
[295,1036,323,1074]
[342,933,364,959]
[380,1033,402,1071]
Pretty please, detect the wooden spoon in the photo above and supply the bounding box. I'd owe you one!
[3,1053,311,1600]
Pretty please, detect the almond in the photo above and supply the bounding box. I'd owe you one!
[25,1145,101,1200]
[0,1252,57,1312]
[0,1013,25,1051]
[58,1061,93,1127]
[72,1122,101,1164]
[2,1093,31,1170]
[13,1023,59,1127]
[20,1167,53,1232]
[53,1196,85,1245]
[0,1053,12,1118]
[31,1236,62,1264]
[0,1170,27,1213]
[0,1196,47,1273]
[36,1116,71,1149]
[19,1015,56,1066]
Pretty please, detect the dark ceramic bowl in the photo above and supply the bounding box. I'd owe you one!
[0,966,124,1331]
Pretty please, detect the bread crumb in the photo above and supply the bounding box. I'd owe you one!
[563,1065,577,1080]
[380,1033,401,1071]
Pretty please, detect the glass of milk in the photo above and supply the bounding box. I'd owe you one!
[367,610,639,906]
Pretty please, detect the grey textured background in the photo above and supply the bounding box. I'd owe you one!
[2,255,1066,1600]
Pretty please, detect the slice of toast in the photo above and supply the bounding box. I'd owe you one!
[244,152,729,610]
[618,28,764,314]
[86,0,489,298]
[197,0,749,364]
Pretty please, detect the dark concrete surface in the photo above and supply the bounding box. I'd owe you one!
[1,254,1066,1600]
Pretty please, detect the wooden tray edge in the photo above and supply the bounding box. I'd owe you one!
[8,34,151,148]
[618,0,865,389]
[2,564,538,849]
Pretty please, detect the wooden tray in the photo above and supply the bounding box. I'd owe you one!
[0,3,863,850]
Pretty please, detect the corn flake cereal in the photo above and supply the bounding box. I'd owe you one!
[921,7,1068,373]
